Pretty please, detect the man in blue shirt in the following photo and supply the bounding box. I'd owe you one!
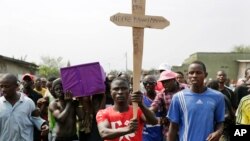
[0,73,48,141]
[167,61,225,141]
[142,75,164,141]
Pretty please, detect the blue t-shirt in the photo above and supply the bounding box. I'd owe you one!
[142,95,163,141]
[167,88,225,141]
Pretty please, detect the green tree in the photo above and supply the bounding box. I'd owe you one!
[231,45,250,53]
[38,56,65,78]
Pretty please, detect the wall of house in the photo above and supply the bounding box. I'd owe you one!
[238,62,250,79]
[172,53,250,82]
[0,61,37,79]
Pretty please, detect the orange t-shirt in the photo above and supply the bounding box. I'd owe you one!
[96,106,143,141]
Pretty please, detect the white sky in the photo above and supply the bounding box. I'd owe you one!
[0,0,250,72]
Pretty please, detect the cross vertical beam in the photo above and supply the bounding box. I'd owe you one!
[110,0,169,119]
[131,0,145,119]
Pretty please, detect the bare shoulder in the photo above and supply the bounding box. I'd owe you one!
[49,99,59,111]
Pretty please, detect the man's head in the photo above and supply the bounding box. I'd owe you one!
[158,70,178,92]
[105,74,116,92]
[245,68,250,82]
[0,73,19,98]
[51,78,64,99]
[216,70,227,84]
[143,75,156,94]
[188,61,208,88]
[46,76,57,93]
[106,74,116,85]
[176,71,186,84]
[34,77,42,90]
[110,77,130,105]
[107,74,116,82]
[40,77,47,88]
[22,73,34,90]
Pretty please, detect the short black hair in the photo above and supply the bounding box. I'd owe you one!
[48,76,57,82]
[190,61,207,72]
[111,77,130,88]
[1,73,18,85]
[176,71,184,76]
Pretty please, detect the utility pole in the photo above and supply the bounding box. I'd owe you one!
[125,52,128,72]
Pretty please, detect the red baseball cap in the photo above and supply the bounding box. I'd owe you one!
[22,73,34,81]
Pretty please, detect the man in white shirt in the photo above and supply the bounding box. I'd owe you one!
[0,73,48,141]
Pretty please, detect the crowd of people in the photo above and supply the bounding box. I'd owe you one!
[0,61,250,141]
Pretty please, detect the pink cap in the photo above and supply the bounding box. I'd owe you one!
[158,70,177,82]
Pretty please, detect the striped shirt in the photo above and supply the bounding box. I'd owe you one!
[236,94,250,125]
[167,88,225,141]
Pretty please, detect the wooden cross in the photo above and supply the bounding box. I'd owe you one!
[110,0,170,119]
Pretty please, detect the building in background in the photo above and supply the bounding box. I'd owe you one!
[0,55,38,79]
[172,52,250,82]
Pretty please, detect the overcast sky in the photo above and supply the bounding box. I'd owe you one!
[1,0,250,72]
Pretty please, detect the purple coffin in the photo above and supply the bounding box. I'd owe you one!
[60,62,106,97]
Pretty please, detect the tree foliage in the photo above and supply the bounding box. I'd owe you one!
[38,56,65,78]
[231,45,250,53]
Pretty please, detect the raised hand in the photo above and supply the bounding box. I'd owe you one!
[127,119,138,133]
[40,124,49,136]
[64,90,73,102]
[130,91,143,106]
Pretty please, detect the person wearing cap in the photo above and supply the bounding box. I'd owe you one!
[150,70,186,139]
[155,63,173,92]
[21,73,43,105]
[167,61,224,141]
[0,73,49,141]
[21,73,44,141]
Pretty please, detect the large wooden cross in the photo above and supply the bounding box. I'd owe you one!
[110,0,170,119]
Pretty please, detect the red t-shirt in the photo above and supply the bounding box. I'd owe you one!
[96,106,143,141]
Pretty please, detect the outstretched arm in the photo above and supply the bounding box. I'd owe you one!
[97,119,138,139]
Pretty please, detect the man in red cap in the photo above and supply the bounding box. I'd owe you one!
[21,73,44,141]
[21,73,43,104]
[150,70,187,139]
[155,63,172,92]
